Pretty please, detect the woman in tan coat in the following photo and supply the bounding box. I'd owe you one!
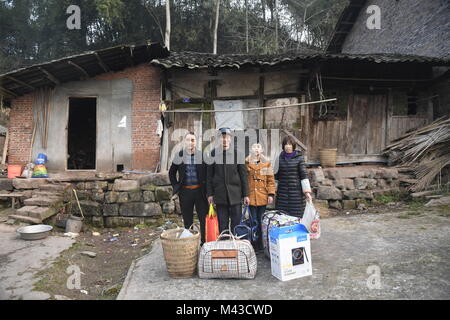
[246,143,276,250]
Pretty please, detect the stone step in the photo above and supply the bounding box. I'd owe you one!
[14,205,57,221]
[16,205,39,216]
[8,214,42,224]
[24,196,62,206]
[33,190,65,197]
[39,183,72,192]
[28,207,56,220]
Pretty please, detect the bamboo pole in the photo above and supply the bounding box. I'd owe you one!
[149,98,337,113]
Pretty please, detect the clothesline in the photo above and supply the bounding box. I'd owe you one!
[154,98,337,113]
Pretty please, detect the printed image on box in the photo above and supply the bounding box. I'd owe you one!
[269,223,312,281]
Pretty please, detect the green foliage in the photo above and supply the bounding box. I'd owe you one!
[0,0,348,73]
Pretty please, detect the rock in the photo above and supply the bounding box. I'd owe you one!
[325,169,342,180]
[74,200,101,217]
[113,179,140,192]
[316,186,342,200]
[376,179,388,188]
[342,200,357,209]
[105,191,119,204]
[343,190,374,200]
[138,173,171,186]
[143,191,155,202]
[354,178,368,190]
[128,191,142,202]
[328,200,342,209]
[103,204,119,217]
[80,251,97,258]
[90,216,104,228]
[54,295,72,300]
[344,179,355,190]
[117,192,129,203]
[425,196,450,207]
[92,191,105,202]
[141,184,157,191]
[320,179,333,186]
[376,168,399,180]
[155,186,173,201]
[88,181,108,191]
[309,168,325,183]
[13,178,48,190]
[363,169,376,179]
[76,182,86,190]
[161,200,175,214]
[0,178,13,191]
[335,179,346,190]
[119,202,162,217]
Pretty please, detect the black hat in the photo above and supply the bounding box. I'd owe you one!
[218,127,232,135]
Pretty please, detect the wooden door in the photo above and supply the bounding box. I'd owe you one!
[346,94,387,155]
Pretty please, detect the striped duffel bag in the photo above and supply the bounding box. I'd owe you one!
[198,231,257,279]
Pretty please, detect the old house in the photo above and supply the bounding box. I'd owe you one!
[0,0,448,225]
[0,42,168,173]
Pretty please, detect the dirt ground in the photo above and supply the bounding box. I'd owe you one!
[31,216,185,300]
[3,192,448,300]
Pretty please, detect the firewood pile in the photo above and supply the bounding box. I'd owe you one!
[383,116,450,192]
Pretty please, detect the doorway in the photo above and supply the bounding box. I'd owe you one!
[67,97,97,170]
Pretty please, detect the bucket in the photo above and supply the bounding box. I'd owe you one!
[319,148,337,167]
[65,215,84,233]
[7,165,23,179]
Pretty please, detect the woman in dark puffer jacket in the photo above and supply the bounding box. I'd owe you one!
[275,136,312,217]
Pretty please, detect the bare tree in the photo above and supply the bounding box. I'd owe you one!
[213,0,220,54]
[165,0,171,50]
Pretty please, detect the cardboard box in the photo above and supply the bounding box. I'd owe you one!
[269,223,312,281]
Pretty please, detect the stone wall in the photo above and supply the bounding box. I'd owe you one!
[308,166,402,210]
[67,173,179,228]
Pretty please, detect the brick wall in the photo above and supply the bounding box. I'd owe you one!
[8,93,34,165]
[7,64,162,171]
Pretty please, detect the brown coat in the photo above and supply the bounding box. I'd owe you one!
[246,155,276,207]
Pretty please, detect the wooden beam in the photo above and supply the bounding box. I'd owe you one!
[0,86,18,98]
[68,61,90,78]
[94,52,110,72]
[38,67,60,85]
[282,129,308,151]
[122,46,135,67]
[5,76,35,90]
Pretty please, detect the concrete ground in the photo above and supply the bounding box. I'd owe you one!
[118,210,450,300]
[0,224,74,300]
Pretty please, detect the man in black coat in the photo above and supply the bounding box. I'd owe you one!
[169,132,208,244]
[206,128,250,235]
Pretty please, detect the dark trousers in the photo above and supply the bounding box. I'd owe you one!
[248,205,266,250]
[178,187,208,244]
[216,204,242,236]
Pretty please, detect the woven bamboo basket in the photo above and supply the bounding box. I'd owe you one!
[319,148,337,167]
[160,226,200,278]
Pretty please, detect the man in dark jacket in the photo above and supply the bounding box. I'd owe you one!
[169,132,208,244]
[207,128,250,235]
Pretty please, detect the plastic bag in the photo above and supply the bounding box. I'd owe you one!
[301,201,320,239]
[177,228,193,239]
[205,204,219,242]
[32,164,49,178]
